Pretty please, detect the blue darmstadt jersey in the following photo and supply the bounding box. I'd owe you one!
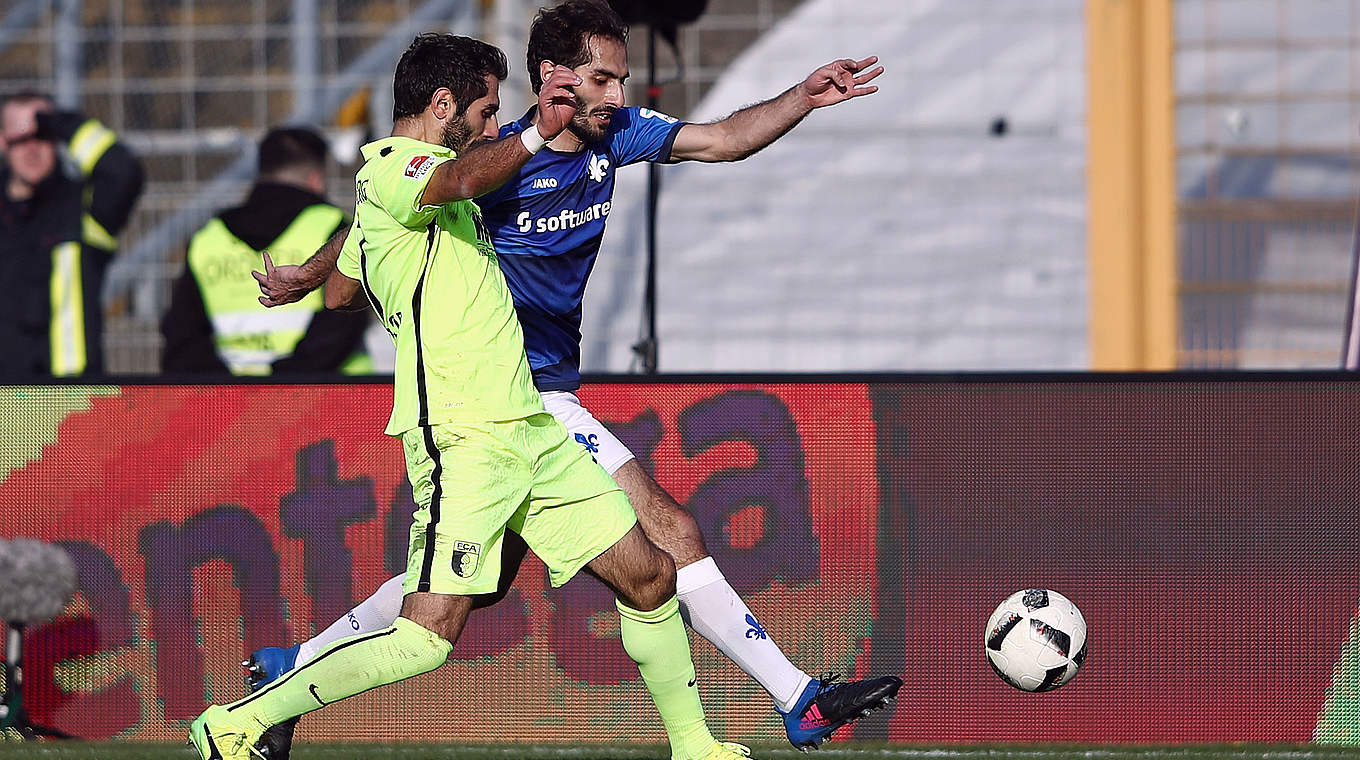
[477,106,685,391]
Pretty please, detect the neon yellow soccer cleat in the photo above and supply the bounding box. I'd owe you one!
[187,705,265,760]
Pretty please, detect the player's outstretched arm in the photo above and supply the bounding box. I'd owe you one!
[419,66,581,206]
[669,55,882,163]
[253,225,350,307]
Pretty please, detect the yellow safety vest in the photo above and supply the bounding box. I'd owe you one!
[186,204,371,375]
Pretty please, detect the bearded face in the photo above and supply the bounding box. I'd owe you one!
[440,117,473,153]
[557,35,628,146]
[565,97,618,144]
[439,75,503,154]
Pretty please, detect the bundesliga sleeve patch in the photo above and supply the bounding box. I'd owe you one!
[404,155,435,180]
[638,107,680,123]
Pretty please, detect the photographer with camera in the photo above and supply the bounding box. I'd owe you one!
[0,92,145,377]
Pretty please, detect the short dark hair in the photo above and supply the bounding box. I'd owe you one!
[392,34,509,122]
[527,0,628,94]
[257,127,328,174]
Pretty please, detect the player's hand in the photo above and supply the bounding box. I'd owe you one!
[799,56,882,109]
[535,65,583,139]
[252,251,309,307]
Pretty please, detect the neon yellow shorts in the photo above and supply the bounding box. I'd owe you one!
[400,412,637,595]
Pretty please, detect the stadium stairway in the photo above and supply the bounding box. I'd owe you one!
[585,0,1090,373]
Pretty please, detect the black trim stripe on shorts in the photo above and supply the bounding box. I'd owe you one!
[413,221,442,592]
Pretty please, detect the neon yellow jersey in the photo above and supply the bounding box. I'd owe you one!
[337,135,542,435]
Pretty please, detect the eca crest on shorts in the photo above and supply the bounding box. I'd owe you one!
[451,540,482,578]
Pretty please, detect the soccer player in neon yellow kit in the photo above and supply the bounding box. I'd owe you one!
[250,2,896,754]
[188,34,749,760]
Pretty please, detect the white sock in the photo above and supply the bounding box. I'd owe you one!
[296,574,405,667]
[675,557,812,712]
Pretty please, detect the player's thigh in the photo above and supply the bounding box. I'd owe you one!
[400,423,530,596]
[512,412,637,589]
[543,390,707,565]
[541,390,635,475]
[611,459,709,567]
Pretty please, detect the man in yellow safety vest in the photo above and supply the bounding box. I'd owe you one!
[161,127,373,375]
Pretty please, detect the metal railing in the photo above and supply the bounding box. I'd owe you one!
[0,0,482,373]
[1174,0,1360,368]
[0,0,798,374]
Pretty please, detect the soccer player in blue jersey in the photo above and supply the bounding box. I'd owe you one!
[253,0,896,752]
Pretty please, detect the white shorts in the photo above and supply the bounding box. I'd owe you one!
[540,390,636,476]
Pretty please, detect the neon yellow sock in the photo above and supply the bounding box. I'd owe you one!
[618,596,717,760]
[222,617,451,731]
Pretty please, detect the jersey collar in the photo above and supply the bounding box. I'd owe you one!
[514,107,537,134]
[360,135,455,161]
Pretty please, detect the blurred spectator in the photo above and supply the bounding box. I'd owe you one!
[0,92,145,377]
[161,127,372,375]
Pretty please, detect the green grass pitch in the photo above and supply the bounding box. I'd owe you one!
[0,743,1355,760]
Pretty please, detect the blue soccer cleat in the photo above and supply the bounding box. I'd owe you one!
[240,645,301,759]
[241,644,299,691]
[780,674,903,751]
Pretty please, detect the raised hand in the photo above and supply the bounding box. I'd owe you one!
[799,56,883,110]
[252,251,310,307]
[535,65,584,140]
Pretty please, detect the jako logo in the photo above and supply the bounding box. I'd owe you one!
[587,153,610,183]
[531,176,558,189]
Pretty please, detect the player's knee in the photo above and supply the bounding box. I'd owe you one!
[638,482,709,562]
[400,592,473,643]
[629,548,676,611]
[667,505,707,554]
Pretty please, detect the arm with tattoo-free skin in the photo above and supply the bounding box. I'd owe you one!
[252,226,348,307]
[419,65,579,206]
[315,118,567,310]
[255,65,582,308]
[668,56,882,163]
